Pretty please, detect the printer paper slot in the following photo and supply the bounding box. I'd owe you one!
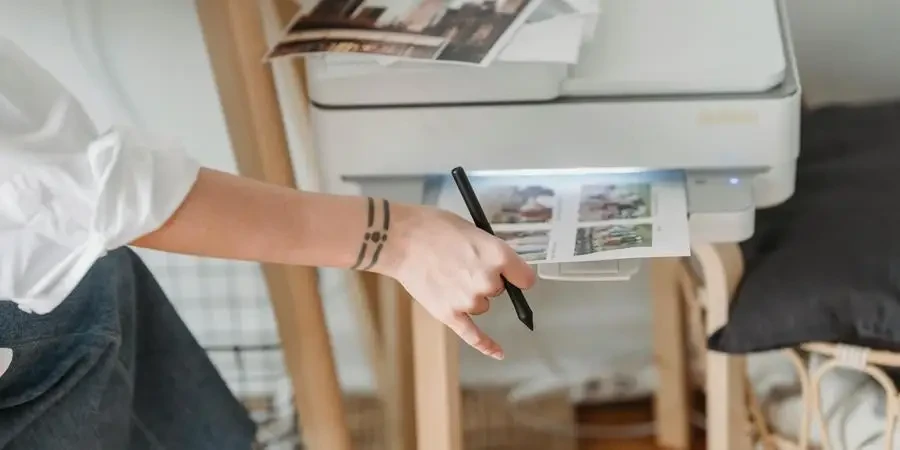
[436,170,691,265]
[538,259,642,282]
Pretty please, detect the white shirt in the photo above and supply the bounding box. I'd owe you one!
[0,37,201,314]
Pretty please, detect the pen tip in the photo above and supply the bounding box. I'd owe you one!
[522,317,534,331]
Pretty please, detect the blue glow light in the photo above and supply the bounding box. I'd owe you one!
[469,167,651,177]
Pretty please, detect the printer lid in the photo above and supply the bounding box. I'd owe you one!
[562,0,786,97]
[306,0,788,106]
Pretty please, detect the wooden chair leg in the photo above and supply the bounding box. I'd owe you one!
[651,258,692,449]
[413,302,463,450]
[694,244,750,450]
[195,2,352,448]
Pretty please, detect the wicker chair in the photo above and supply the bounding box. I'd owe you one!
[677,244,900,450]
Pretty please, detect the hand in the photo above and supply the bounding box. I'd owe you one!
[375,204,537,360]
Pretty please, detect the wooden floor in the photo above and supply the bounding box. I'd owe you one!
[577,399,706,450]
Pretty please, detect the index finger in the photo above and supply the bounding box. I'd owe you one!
[447,313,504,360]
[499,245,537,290]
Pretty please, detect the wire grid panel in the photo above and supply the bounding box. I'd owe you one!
[135,248,300,448]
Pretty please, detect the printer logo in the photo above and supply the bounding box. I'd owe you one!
[696,109,759,126]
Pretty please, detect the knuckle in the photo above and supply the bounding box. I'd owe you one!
[486,239,510,262]
[493,249,514,269]
[468,297,489,315]
[490,280,505,296]
[519,265,536,283]
[470,334,491,351]
[475,276,503,297]
[521,272,537,289]
[492,250,520,274]
[489,260,509,276]
[498,247,519,265]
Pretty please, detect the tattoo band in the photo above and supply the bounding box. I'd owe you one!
[351,197,391,270]
[366,197,375,228]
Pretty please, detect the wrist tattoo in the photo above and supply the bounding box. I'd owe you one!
[351,197,391,271]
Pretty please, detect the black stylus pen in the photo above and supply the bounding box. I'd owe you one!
[451,166,535,331]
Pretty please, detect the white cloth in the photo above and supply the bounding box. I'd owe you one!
[0,37,200,314]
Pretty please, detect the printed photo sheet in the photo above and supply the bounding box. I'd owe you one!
[435,172,691,264]
[267,0,544,66]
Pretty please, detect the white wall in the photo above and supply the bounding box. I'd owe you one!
[786,0,900,106]
[0,0,236,169]
[2,0,900,397]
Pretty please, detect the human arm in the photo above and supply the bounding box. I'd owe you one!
[0,36,535,358]
[132,168,395,270]
[133,168,536,359]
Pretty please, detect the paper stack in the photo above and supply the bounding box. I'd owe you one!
[435,171,691,275]
[267,0,600,66]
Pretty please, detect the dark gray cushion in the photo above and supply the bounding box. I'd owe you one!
[708,100,900,354]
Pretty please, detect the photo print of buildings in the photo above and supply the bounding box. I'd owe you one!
[436,173,691,264]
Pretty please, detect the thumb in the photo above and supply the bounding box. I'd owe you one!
[447,313,504,360]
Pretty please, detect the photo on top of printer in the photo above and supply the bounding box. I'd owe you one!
[269,34,446,60]
[496,229,549,262]
[577,183,651,222]
[475,184,556,225]
[574,224,653,256]
[268,0,539,64]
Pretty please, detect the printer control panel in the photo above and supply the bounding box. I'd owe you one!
[686,174,754,214]
[686,173,755,243]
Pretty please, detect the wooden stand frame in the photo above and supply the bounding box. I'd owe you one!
[195,2,353,449]
[652,245,751,450]
[196,2,417,449]
[194,3,749,449]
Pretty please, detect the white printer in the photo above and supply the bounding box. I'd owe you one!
[306,0,800,280]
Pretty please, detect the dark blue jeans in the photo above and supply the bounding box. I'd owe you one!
[0,248,258,449]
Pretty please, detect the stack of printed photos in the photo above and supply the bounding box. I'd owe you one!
[436,171,691,264]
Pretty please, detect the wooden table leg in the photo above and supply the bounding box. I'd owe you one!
[262,2,418,447]
[349,273,416,450]
[693,244,750,450]
[379,280,417,450]
[413,302,463,450]
[651,258,692,449]
[195,2,352,449]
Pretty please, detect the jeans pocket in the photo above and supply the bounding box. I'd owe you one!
[0,332,117,409]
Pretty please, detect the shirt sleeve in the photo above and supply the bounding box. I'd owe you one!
[0,37,200,314]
